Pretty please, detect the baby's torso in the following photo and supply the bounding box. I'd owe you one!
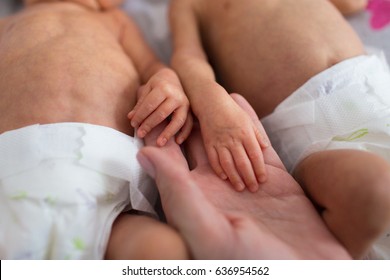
[0,3,139,135]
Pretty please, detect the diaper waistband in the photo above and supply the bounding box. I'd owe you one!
[261,54,390,172]
[262,54,390,134]
[0,123,142,181]
[0,122,158,216]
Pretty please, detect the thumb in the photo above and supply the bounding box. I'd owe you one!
[137,145,188,183]
[137,147,228,259]
[137,146,193,220]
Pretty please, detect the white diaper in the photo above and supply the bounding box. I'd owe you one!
[262,54,390,172]
[262,54,390,259]
[0,123,157,259]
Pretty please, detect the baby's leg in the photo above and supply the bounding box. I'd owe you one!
[294,150,390,259]
[105,214,189,259]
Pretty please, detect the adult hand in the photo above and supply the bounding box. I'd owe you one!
[137,94,351,259]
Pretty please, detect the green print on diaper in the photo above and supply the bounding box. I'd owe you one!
[105,192,115,203]
[73,237,86,251]
[76,151,83,160]
[44,196,56,206]
[10,191,28,200]
[332,128,369,142]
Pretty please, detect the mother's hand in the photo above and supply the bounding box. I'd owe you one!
[138,94,351,259]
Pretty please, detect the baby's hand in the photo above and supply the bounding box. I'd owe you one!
[128,68,193,146]
[200,95,269,193]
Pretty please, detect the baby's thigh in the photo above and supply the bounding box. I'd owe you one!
[296,150,390,209]
[295,149,390,258]
[105,214,189,259]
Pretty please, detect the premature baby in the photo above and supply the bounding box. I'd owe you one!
[0,0,191,259]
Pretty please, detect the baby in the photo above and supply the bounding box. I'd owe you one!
[0,0,191,259]
[169,0,390,259]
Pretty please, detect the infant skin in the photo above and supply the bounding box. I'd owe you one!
[0,1,140,135]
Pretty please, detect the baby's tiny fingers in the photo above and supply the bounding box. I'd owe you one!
[127,110,135,120]
[129,85,149,120]
[244,136,267,185]
[157,107,188,146]
[137,100,175,139]
[131,91,165,128]
[232,145,259,193]
[136,84,149,102]
[206,146,227,181]
[176,113,193,144]
[219,147,245,192]
[255,127,269,149]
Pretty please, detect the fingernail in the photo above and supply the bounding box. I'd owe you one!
[236,183,245,192]
[258,174,267,183]
[138,129,146,138]
[250,184,259,193]
[159,137,167,146]
[176,137,184,144]
[127,110,134,118]
[220,173,228,180]
[137,152,156,178]
[262,137,269,148]
[131,121,137,128]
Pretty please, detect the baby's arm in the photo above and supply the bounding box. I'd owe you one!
[169,1,268,192]
[328,0,367,14]
[114,10,193,146]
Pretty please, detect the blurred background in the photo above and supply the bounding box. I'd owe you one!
[0,0,389,62]
[0,0,22,16]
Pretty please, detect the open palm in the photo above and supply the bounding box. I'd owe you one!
[138,94,350,259]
